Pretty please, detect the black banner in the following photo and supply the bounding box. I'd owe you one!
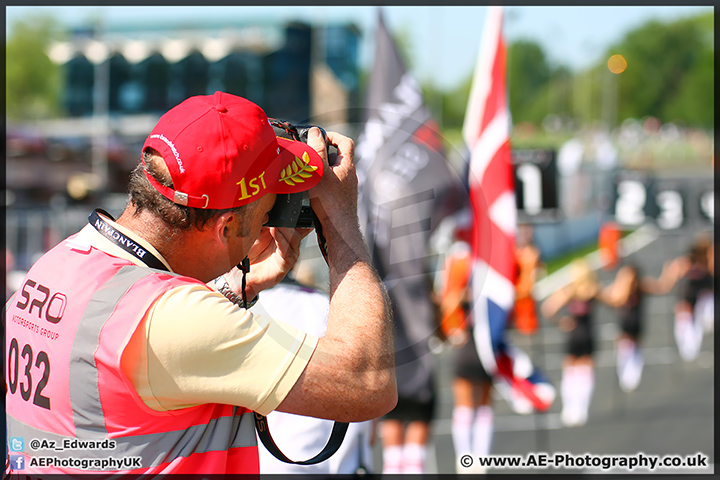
[355,10,464,401]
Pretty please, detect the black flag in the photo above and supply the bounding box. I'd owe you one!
[356,10,464,403]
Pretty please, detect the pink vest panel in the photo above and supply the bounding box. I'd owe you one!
[6,234,258,474]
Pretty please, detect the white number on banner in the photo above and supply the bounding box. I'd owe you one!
[516,163,542,215]
[700,190,714,222]
[656,190,684,230]
[616,180,647,226]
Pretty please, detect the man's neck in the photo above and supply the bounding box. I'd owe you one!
[115,207,232,283]
[115,207,196,277]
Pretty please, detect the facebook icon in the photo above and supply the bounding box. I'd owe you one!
[10,455,25,470]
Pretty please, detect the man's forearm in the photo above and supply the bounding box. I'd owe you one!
[309,220,397,420]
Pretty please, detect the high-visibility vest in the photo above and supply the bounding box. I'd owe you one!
[5,233,258,475]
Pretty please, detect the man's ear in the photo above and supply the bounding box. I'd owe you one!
[212,212,235,246]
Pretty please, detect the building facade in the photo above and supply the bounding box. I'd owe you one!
[6,19,361,271]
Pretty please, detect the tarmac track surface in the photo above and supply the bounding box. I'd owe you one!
[373,222,714,475]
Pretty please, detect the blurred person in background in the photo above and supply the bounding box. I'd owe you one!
[601,260,679,392]
[701,241,714,333]
[4,92,396,476]
[437,239,495,474]
[598,221,621,271]
[691,236,714,335]
[670,233,714,362]
[513,224,543,336]
[376,205,459,475]
[379,360,436,474]
[253,261,375,475]
[541,259,603,427]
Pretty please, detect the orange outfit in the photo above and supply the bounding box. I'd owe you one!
[599,221,621,270]
[514,245,540,335]
[439,249,472,338]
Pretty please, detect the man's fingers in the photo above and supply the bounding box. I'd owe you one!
[307,127,327,162]
[325,131,354,167]
[272,227,310,261]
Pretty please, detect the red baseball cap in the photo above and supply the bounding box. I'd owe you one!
[142,91,324,209]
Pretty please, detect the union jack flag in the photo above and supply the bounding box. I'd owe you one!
[464,6,555,413]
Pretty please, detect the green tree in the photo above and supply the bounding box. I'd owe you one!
[500,11,714,131]
[609,13,710,126]
[664,46,713,127]
[516,64,574,127]
[421,77,470,130]
[661,13,714,127]
[6,15,64,120]
[507,39,551,124]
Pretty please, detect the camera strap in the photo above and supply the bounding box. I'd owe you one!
[312,211,330,264]
[243,253,348,465]
[254,412,349,465]
[88,209,169,271]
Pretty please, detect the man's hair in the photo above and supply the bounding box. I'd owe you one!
[127,149,256,235]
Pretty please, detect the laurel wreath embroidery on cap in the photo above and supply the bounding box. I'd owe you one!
[279,152,318,186]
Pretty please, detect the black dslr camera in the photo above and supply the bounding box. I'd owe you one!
[266,119,328,228]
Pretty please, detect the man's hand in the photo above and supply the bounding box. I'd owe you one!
[307,129,359,230]
[225,226,311,300]
[276,129,397,422]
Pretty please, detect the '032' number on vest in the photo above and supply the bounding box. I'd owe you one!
[7,338,52,410]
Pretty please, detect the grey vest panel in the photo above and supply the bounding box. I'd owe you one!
[69,265,151,438]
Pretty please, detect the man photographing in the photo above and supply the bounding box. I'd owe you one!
[5,92,397,475]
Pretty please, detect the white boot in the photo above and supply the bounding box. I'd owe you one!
[561,365,583,427]
[675,311,700,362]
[452,406,474,474]
[574,364,594,426]
[620,346,643,392]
